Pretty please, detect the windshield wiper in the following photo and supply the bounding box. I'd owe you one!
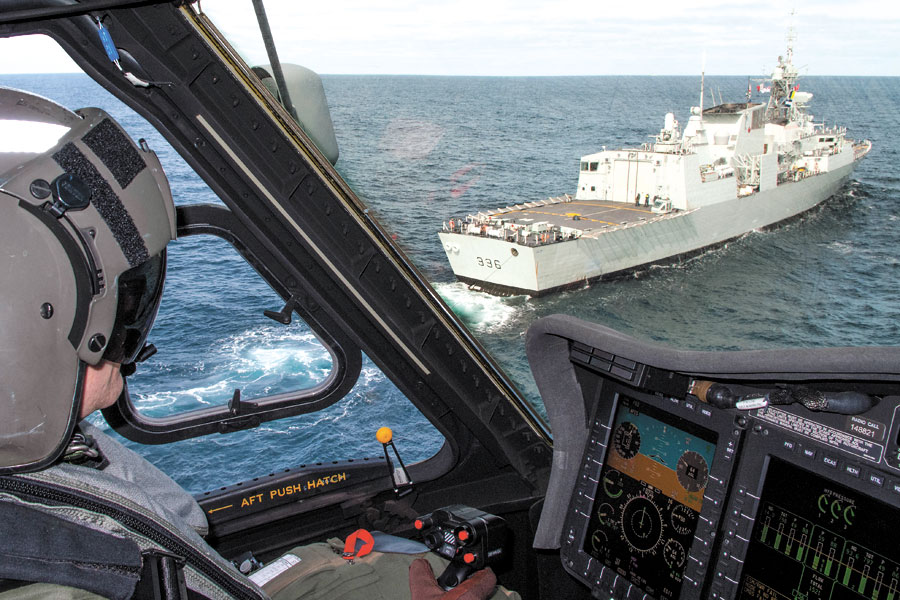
[250,0,298,121]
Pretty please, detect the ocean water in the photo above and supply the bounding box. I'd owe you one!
[2,72,897,493]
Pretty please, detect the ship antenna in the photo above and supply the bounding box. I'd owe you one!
[785,8,796,66]
[699,50,706,116]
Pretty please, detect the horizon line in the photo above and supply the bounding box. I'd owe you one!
[2,71,897,78]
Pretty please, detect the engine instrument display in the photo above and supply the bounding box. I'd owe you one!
[739,458,900,600]
[585,396,717,599]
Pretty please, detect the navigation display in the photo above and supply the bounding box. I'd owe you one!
[740,458,900,600]
[585,396,717,599]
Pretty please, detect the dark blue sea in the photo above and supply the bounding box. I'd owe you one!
[2,73,898,493]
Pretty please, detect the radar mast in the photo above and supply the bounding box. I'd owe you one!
[767,10,800,124]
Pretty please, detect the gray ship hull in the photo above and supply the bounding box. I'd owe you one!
[439,161,857,296]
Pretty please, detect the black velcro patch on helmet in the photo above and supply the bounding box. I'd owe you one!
[54,143,150,268]
[82,118,146,188]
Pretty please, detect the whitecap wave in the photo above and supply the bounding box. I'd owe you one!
[434,282,519,333]
[827,241,854,255]
[131,324,334,415]
[357,364,387,389]
[130,378,236,418]
[219,326,333,383]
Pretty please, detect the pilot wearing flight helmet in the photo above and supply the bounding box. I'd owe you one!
[0,87,505,600]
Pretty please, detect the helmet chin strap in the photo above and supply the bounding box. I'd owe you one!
[120,343,158,377]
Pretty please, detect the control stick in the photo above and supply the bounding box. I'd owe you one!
[414,505,507,590]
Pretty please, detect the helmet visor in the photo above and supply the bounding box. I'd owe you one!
[103,251,166,365]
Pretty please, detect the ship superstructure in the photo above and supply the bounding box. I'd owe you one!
[439,40,871,297]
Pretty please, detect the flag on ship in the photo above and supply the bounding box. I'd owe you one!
[756,84,771,93]
[783,89,796,107]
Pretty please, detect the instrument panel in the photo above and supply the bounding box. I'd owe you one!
[741,457,900,600]
[557,338,900,600]
[585,396,717,599]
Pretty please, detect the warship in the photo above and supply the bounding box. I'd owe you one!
[439,38,872,296]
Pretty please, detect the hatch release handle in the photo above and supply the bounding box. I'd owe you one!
[376,427,413,498]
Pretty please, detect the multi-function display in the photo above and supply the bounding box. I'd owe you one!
[740,458,900,600]
[584,396,718,600]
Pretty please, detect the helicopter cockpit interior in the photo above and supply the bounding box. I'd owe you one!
[1,2,898,600]
[527,315,900,599]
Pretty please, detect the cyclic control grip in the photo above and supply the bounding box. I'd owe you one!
[415,504,507,589]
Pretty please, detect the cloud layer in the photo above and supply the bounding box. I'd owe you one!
[1,0,897,75]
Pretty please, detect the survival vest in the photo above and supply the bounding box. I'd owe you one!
[0,470,267,600]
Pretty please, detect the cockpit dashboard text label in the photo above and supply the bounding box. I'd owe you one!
[754,407,883,463]
[207,471,350,515]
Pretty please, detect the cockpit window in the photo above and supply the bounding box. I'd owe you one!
[2,4,893,464]
[135,236,335,409]
[0,46,446,491]
[198,3,890,418]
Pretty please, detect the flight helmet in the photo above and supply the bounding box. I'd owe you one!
[0,87,176,474]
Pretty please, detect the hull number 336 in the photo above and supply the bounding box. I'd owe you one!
[476,257,502,269]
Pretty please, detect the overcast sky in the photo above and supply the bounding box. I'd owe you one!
[0,0,897,76]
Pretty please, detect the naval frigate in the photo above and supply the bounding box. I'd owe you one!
[438,38,872,297]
